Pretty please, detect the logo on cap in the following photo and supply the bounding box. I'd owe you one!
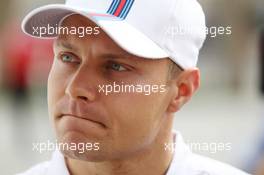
[107,0,135,19]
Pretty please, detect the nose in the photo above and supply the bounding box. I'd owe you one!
[65,67,97,102]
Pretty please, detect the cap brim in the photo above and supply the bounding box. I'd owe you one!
[22,4,169,59]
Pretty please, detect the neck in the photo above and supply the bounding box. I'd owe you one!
[66,117,175,175]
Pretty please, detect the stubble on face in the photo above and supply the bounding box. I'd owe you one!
[48,14,176,162]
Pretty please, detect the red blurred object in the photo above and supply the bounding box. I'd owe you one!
[1,20,53,97]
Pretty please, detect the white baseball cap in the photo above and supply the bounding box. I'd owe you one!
[21,0,206,69]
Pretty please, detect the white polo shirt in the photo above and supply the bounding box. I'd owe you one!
[17,132,251,175]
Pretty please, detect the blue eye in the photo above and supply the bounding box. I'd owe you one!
[59,52,79,63]
[110,63,127,71]
[61,54,73,62]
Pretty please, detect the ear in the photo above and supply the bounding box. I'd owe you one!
[167,68,200,113]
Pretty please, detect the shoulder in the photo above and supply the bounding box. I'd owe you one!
[16,161,50,175]
[16,150,69,175]
[185,153,251,175]
[167,131,251,175]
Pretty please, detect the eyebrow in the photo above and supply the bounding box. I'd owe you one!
[54,40,78,52]
[100,53,133,60]
[102,53,144,68]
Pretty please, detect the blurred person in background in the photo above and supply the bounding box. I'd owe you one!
[1,21,32,104]
[260,20,264,95]
[0,0,12,91]
[252,2,264,174]
[1,20,53,105]
[199,2,264,172]
[255,28,264,175]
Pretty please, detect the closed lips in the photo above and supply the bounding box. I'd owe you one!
[60,114,106,128]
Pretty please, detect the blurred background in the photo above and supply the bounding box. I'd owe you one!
[0,0,264,174]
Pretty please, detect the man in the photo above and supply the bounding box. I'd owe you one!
[19,0,250,174]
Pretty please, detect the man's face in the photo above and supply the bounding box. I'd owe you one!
[48,14,176,161]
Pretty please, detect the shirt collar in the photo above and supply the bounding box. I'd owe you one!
[166,131,191,175]
[47,149,70,175]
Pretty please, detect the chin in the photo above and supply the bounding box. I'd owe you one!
[57,132,105,162]
[61,147,108,162]
[58,130,86,144]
